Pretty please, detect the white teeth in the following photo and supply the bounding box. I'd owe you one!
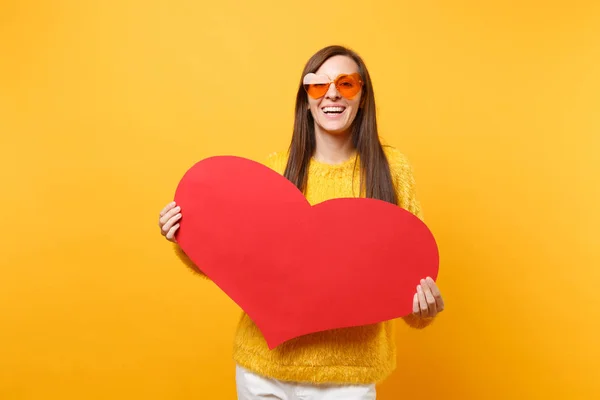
[322,106,345,113]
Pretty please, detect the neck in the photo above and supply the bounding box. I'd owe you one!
[313,127,356,165]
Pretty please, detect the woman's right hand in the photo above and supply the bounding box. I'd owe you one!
[158,201,182,242]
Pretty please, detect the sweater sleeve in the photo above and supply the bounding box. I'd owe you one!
[385,146,436,329]
[173,242,211,279]
[263,151,287,175]
[386,146,424,221]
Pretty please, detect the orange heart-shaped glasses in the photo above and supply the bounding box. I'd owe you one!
[303,72,364,99]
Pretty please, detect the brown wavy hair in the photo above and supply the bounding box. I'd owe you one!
[283,45,398,205]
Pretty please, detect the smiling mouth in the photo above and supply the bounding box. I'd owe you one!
[321,106,346,116]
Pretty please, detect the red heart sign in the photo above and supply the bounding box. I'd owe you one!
[173,156,439,349]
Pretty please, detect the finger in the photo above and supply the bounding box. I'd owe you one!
[159,205,181,227]
[159,201,176,217]
[412,293,420,316]
[161,213,182,234]
[161,213,182,235]
[417,285,429,318]
[160,204,179,223]
[421,279,437,316]
[426,276,445,312]
[166,223,180,242]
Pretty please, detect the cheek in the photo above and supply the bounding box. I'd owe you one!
[308,100,321,118]
[310,106,319,120]
[348,98,361,115]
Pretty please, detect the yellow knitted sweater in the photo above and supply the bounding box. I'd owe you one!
[173,145,435,385]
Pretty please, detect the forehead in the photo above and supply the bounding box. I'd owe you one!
[315,55,360,78]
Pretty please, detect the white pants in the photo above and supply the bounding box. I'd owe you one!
[236,365,376,399]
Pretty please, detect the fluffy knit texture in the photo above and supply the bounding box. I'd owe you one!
[172,145,436,385]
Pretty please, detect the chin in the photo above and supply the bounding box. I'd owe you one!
[321,126,351,135]
[316,118,352,135]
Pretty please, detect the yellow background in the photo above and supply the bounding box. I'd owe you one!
[1,0,599,398]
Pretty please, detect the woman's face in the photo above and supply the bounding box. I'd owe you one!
[306,55,363,137]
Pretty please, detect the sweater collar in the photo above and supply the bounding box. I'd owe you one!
[309,151,360,174]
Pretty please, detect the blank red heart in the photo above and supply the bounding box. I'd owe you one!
[173,156,439,349]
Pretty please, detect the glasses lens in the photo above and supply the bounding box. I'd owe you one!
[303,73,331,98]
[336,74,362,99]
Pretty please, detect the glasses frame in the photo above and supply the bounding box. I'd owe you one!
[302,72,364,99]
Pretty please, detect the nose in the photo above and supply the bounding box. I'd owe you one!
[325,82,340,99]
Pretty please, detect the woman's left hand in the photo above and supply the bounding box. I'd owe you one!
[413,277,445,318]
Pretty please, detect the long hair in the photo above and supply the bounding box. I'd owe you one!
[283,45,398,205]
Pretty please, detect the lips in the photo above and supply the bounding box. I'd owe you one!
[322,106,346,113]
[321,104,346,118]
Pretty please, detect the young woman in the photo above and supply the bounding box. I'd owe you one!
[158,45,445,399]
